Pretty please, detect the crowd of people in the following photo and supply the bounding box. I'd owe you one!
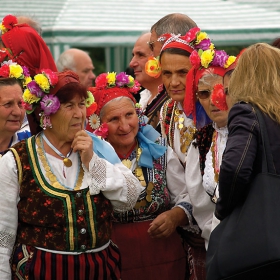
[0,10,280,280]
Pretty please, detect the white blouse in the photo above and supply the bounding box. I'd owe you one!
[185,123,228,249]
[0,141,143,279]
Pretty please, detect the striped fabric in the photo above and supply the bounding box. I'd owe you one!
[11,242,121,280]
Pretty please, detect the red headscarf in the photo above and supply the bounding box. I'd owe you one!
[1,14,57,77]
[184,66,226,125]
[160,33,194,54]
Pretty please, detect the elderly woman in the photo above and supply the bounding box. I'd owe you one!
[86,72,196,280]
[0,61,31,157]
[183,45,236,248]
[0,70,143,280]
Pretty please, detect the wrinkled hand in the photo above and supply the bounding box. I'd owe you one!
[147,207,188,239]
[72,130,93,169]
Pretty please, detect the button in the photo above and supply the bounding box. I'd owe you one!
[76,192,82,198]
[78,210,84,215]
[80,228,86,234]
[81,245,86,250]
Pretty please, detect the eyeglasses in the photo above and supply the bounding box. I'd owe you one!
[196,90,212,100]
[147,40,156,51]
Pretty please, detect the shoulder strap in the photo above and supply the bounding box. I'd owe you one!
[254,106,276,174]
[9,147,23,185]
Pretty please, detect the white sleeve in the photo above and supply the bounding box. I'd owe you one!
[166,146,199,233]
[0,151,19,280]
[84,153,144,212]
[184,142,216,247]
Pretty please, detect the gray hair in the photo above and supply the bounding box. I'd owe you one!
[56,51,76,72]
[151,13,197,38]
[100,96,135,121]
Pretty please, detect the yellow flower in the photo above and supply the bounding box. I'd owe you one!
[127,75,135,87]
[196,32,208,44]
[9,64,23,79]
[34,74,50,91]
[107,72,116,86]
[209,43,215,50]
[201,49,215,68]
[224,56,237,68]
[0,24,7,34]
[86,91,95,107]
[23,76,32,87]
[22,89,40,104]
[145,57,161,78]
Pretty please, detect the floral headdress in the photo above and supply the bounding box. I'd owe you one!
[86,71,141,137]
[0,60,31,86]
[145,27,215,78]
[184,30,236,125]
[22,69,95,129]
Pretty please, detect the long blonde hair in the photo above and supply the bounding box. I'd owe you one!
[229,43,280,123]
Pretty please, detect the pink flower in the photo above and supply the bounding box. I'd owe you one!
[41,69,58,86]
[93,123,109,138]
[190,51,201,68]
[40,95,60,115]
[22,101,33,111]
[116,72,129,87]
[212,50,229,67]
[185,27,200,42]
[130,80,141,94]
[27,80,44,97]
[195,38,211,51]
[95,73,108,88]
[22,66,30,77]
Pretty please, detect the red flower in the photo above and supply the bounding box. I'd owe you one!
[0,64,10,77]
[2,15,17,30]
[0,48,9,64]
[86,102,97,117]
[211,84,228,111]
[95,73,107,88]
[190,51,201,68]
[185,27,200,42]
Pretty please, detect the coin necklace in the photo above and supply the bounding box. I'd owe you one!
[42,133,73,167]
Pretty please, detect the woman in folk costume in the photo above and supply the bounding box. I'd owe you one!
[145,28,214,279]
[0,69,143,280]
[86,71,198,280]
[184,44,237,248]
[0,14,58,135]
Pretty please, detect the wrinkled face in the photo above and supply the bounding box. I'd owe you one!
[75,53,96,88]
[223,73,234,110]
[0,84,25,136]
[129,34,154,85]
[49,95,86,142]
[101,98,139,152]
[149,29,162,57]
[160,52,192,103]
[197,75,229,128]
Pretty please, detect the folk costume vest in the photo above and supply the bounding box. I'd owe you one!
[10,136,113,252]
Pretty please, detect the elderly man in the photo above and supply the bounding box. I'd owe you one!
[0,75,30,157]
[129,32,167,132]
[56,48,96,88]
